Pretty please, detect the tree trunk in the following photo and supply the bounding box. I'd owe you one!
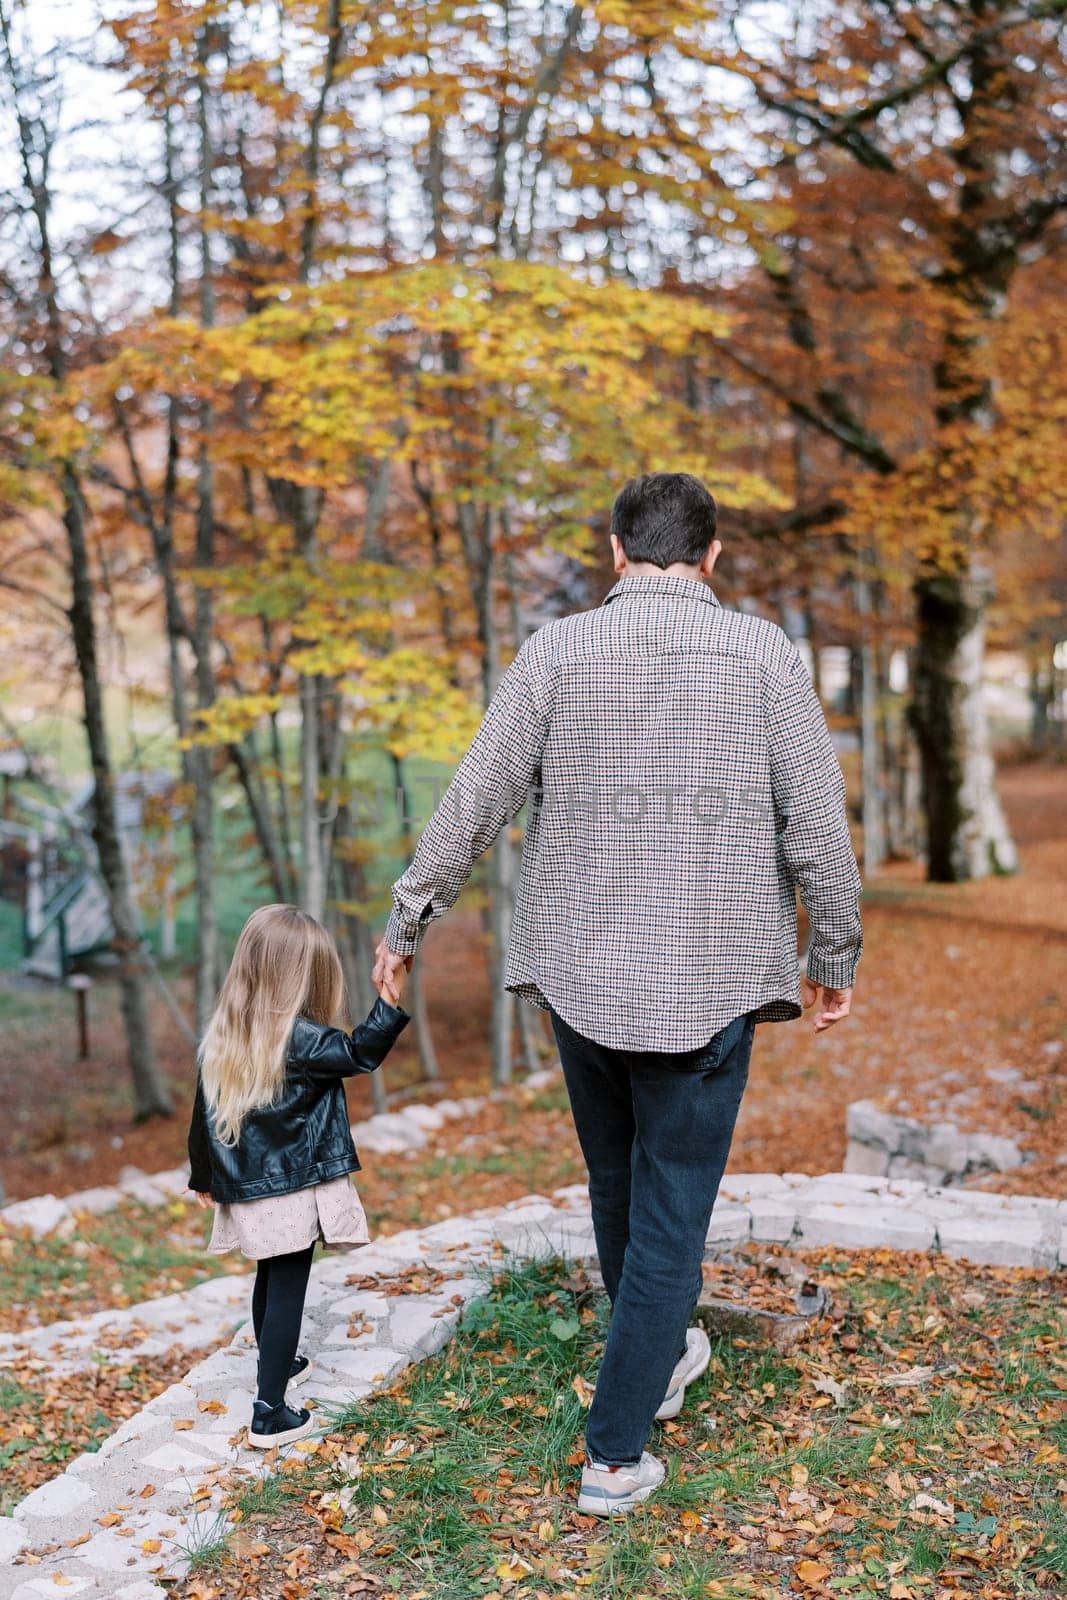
[64,470,172,1118]
[407,964,442,1083]
[190,19,219,1034]
[4,7,169,1116]
[390,756,441,1083]
[489,830,517,1085]
[331,887,388,1115]
[910,561,1018,882]
[855,566,885,875]
[516,996,544,1077]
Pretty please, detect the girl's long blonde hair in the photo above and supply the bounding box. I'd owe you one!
[199,904,346,1146]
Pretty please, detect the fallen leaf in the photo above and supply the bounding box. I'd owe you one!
[796,1560,831,1588]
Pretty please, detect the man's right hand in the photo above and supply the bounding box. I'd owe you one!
[372,936,413,1007]
[801,977,852,1033]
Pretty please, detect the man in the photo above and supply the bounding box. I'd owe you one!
[373,471,862,1515]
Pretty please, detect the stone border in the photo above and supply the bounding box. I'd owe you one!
[0,1081,540,1238]
[0,1192,588,1598]
[2,1173,1064,1596]
[4,1168,1063,1385]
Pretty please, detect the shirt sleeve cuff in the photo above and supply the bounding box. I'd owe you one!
[384,906,424,957]
[805,949,860,991]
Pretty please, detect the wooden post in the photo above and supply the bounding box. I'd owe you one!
[68,973,92,1059]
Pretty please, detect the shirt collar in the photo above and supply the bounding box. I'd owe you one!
[601,573,721,609]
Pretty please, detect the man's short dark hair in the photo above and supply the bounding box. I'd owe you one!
[610,473,718,569]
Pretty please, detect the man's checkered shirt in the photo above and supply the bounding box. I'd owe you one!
[385,572,863,1051]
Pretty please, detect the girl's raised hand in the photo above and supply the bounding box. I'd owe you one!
[377,977,401,1007]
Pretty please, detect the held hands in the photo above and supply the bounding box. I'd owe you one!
[801,977,853,1033]
[372,936,413,1008]
[191,1191,214,1209]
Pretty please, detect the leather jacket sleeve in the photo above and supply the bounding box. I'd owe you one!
[290,996,411,1081]
[187,1071,214,1194]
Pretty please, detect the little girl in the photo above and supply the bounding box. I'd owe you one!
[187,903,409,1448]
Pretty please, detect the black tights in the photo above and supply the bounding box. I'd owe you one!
[251,1243,315,1408]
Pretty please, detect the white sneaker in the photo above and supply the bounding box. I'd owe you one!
[655,1326,711,1421]
[577,1451,666,1516]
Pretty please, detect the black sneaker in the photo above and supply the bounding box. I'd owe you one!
[248,1398,315,1449]
[255,1353,313,1391]
[288,1354,312,1388]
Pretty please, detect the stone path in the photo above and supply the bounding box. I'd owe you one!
[2,1173,1064,1596]
[0,1192,589,1596]
[0,1091,495,1239]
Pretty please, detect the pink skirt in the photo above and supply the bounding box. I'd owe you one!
[208,1174,370,1261]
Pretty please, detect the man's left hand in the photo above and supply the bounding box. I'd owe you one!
[801,977,852,1032]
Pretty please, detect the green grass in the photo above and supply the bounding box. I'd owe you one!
[0,1199,227,1325]
[187,1252,1067,1600]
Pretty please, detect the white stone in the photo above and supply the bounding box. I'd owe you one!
[14,1472,97,1521]
[522,1067,560,1091]
[65,1184,123,1216]
[399,1104,447,1131]
[796,1179,881,1208]
[115,1584,172,1599]
[966,1133,1023,1173]
[322,1323,380,1348]
[353,1112,427,1151]
[717,1173,790,1201]
[141,1442,220,1473]
[77,1526,164,1572]
[844,1141,889,1177]
[845,1101,900,1150]
[148,1166,192,1197]
[10,1578,95,1598]
[0,1515,28,1561]
[747,1196,798,1243]
[386,1296,463,1347]
[321,1291,392,1321]
[706,1205,751,1246]
[306,1375,374,1405]
[121,1177,171,1206]
[321,1346,409,1385]
[0,1193,71,1236]
[936,1215,1044,1268]
[795,1203,937,1253]
[552,1183,589,1204]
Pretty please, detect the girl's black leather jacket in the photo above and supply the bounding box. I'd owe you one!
[187,997,409,1203]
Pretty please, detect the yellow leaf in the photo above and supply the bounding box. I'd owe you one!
[142,1539,161,1554]
[496,1562,525,1581]
[796,1560,831,1588]
[371,1504,389,1527]
[571,1374,594,1408]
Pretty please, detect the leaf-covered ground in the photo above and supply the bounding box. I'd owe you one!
[1,762,1064,1526]
[168,1250,1066,1600]
[0,1345,227,1515]
[2,762,1064,1203]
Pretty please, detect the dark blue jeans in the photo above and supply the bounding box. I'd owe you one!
[549,1006,756,1466]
